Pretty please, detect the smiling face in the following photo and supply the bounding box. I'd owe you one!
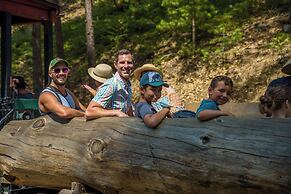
[114,53,134,80]
[141,85,162,103]
[208,81,232,105]
[49,63,69,86]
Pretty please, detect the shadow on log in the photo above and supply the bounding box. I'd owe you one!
[0,115,290,194]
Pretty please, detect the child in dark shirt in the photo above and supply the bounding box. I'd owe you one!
[135,71,171,128]
[10,76,34,99]
[196,75,234,121]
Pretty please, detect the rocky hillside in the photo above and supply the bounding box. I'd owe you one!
[57,2,289,105]
[153,11,291,104]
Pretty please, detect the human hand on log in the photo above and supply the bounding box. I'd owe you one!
[222,111,234,117]
[165,107,172,118]
[115,110,129,117]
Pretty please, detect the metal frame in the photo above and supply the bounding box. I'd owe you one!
[0,0,59,98]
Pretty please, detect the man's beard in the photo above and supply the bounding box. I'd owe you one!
[52,77,67,86]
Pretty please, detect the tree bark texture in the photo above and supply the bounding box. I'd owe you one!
[192,15,196,49]
[32,23,43,97]
[0,116,290,194]
[85,0,96,86]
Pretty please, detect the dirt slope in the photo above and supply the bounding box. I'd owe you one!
[158,11,291,104]
[62,3,290,105]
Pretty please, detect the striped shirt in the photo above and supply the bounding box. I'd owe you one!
[92,72,132,113]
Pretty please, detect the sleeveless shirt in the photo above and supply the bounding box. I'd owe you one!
[40,86,76,115]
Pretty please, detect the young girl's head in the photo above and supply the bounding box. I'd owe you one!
[259,86,291,118]
[139,72,168,103]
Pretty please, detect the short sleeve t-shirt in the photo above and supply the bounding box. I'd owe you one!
[267,76,291,90]
[15,92,34,99]
[135,102,157,119]
[92,72,132,113]
[196,99,220,117]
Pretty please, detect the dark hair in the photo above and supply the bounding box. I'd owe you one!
[209,75,233,89]
[114,49,133,64]
[259,86,291,113]
[141,85,153,89]
[12,76,27,89]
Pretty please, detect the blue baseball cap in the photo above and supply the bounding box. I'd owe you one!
[140,71,169,87]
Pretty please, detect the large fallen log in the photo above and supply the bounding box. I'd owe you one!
[0,115,290,194]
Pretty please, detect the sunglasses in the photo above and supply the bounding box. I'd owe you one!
[53,67,70,74]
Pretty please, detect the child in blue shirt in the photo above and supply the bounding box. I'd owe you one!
[196,75,234,121]
[135,71,171,128]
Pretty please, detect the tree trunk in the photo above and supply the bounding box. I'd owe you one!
[32,23,43,97]
[55,15,65,58]
[85,0,96,87]
[192,15,196,49]
[0,116,290,194]
[191,1,195,49]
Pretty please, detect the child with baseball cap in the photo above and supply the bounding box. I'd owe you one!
[135,71,171,128]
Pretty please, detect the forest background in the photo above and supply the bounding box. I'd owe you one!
[10,0,291,106]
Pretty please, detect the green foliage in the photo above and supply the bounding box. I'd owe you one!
[9,0,288,92]
[11,26,33,77]
[197,48,211,61]
[157,0,216,33]
[223,0,260,19]
[214,28,243,46]
[209,0,261,36]
[62,18,86,59]
[89,0,166,64]
[267,32,291,50]
[177,42,194,58]
[264,0,291,9]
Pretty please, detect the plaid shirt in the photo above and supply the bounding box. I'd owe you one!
[92,72,132,113]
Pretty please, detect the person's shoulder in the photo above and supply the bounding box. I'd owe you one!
[135,101,154,112]
[99,76,118,89]
[40,87,56,97]
[25,92,34,98]
[197,99,218,112]
[41,86,56,93]
[106,75,117,83]
[136,101,152,108]
[39,89,58,101]
[17,91,34,99]
[269,77,284,85]
[135,101,154,118]
[269,76,291,87]
[200,99,216,105]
